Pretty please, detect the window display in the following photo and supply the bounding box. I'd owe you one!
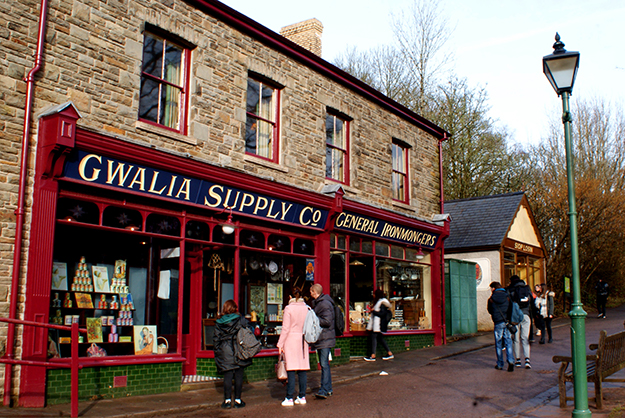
[49,217,179,358]
[331,234,432,332]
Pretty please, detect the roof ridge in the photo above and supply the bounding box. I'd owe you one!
[446,191,524,204]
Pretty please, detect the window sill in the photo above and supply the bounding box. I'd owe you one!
[135,121,197,146]
[243,154,288,173]
[392,200,414,211]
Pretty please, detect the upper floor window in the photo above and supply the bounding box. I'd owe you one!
[392,140,409,203]
[246,78,280,161]
[139,31,190,133]
[325,112,349,184]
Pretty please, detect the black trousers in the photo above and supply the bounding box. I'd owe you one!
[370,332,390,356]
[223,367,244,400]
[597,297,607,316]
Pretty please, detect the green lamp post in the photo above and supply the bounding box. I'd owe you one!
[543,33,590,418]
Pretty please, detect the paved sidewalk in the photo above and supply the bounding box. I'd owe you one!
[1,307,624,417]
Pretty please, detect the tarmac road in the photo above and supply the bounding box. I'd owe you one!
[173,303,625,418]
[1,304,624,417]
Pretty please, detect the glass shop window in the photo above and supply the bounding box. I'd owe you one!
[348,256,373,332]
[56,198,99,225]
[49,223,180,357]
[145,213,181,236]
[102,206,143,231]
[237,250,314,349]
[330,251,347,332]
[376,259,432,330]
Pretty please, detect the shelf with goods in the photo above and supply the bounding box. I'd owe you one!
[49,256,138,357]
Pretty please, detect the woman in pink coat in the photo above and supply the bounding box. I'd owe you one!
[277,287,310,406]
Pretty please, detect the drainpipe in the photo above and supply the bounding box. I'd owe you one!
[439,134,447,344]
[4,0,49,406]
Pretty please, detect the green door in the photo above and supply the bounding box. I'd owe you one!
[445,259,478,336]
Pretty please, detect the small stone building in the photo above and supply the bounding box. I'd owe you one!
[444,192,546,331]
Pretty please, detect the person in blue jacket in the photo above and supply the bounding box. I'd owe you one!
[487,282,515,372]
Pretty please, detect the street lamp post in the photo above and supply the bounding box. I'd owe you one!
[543,33,590,418]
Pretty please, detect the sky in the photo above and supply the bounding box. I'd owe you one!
[220,0,625,148]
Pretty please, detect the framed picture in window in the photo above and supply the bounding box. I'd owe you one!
[51,262,68,291]
[266,283,283,304]
[248,285,265,317]
[92,266,110,293]
[134,325,157,355]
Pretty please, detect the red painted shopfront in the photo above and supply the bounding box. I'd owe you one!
[18,104,449,407]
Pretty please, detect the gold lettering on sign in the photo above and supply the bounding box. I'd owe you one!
[148,171,167,195]
[205,185,223,207]
[106,161,135,187]
[514,242,534,253]
[78,154,102,181]
[129,167,146,191]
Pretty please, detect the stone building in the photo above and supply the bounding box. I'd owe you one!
[0,0,449,408]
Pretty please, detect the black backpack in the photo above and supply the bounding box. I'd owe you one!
[233,325,261,361]
[379,305,393,332]
[514,285,532,309]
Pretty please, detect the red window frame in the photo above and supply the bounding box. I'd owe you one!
[325,111,350,185]
[138,30,192,135]
[245,77,281,163]
[392,139,410,204]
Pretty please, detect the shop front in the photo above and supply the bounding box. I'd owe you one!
[19,106,448,406]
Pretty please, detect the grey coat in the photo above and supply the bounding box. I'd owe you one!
[311,293,336,350]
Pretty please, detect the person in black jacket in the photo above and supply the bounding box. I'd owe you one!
[214,299,253,409]
[487,282,515,372]
[596,278,609,318]
[310,283,335,399]
[506,275,533,369]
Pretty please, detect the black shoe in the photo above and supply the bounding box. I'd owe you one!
[315,393,328,399]
[548,338,553,343]
[495,365,502,370]
[234,400,246,408]
[221,401,232,409]
[507,362,514,372]
[539,339,545,344]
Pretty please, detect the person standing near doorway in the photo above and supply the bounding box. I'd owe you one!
[507,275,533,369]
[487,282,515,372]
[310,284,335,399]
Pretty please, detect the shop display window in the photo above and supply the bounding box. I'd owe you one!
[338,235,433,332]
[376,259,432,330]
[49,221,180,358]
[348,256,373,331]
[102,206,143,231]
[237,250,314,349]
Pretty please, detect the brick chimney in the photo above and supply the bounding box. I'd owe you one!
[280,18,323,57]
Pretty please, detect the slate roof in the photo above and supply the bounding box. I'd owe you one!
[444,192,525,251]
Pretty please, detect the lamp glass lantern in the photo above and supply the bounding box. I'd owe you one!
[542,33,580,95]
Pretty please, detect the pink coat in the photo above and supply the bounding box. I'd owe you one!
[276,300,310,371]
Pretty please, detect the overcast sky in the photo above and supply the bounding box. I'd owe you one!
[220,0,625,148]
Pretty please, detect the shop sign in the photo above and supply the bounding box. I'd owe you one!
[334,211,439,248]
[64,151,329,230]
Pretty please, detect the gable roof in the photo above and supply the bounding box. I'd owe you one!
[444,192,525,252]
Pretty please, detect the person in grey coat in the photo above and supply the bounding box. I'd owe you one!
[310,283,335,399]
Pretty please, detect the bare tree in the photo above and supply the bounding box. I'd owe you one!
[391,0,454,113]
[524,97,625,306]
[430,76,523,199]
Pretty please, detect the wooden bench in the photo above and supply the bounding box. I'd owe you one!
[553,329,625,409]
